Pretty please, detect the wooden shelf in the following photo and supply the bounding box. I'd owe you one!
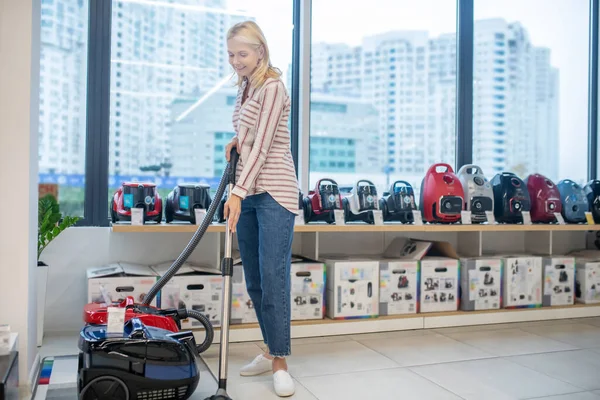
[111,221,598,233]
[193,303,600,344]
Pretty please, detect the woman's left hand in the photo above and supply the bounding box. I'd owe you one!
[224,194,242,233]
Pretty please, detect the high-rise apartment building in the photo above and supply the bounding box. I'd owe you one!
[39,0,88,175]
[311,18,559,182]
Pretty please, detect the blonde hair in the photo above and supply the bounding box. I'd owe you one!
[227,20,281,88]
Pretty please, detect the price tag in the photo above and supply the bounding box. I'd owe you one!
[373,210,384,225]
[106,306,126,337]
[585,212,595,225]
[131,208,144,225]
[521,211,532,225]
[411,210,423,225]
[554,212,566,225]
[295,209,305,225]
[334,209,345,225]
[461,210,472,225]
[485,211,496,225]
[194,209,207,225]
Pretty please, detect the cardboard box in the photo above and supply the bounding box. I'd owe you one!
[542,257,575,306]
[152,261,223,329]
[87,262,158,306]
[500,255,542,308]
[568,251,600,304]
[384,237,460,313]
[322,255,379,319]
[291,259,326,321]
[460,258,502,311]
[379,260,419,315]
[231,263,258,325]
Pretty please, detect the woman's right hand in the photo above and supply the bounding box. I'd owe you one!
[225,138,239,162]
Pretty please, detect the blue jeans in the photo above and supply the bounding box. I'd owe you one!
[236,192,295,357]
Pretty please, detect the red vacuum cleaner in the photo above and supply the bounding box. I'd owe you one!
[524,173,562,223]
[302,178,343,224]
[419,163,464,223]
[78,150,240,400]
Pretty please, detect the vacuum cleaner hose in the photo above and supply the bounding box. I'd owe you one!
[186,309,214,354]
[142,148,238,307]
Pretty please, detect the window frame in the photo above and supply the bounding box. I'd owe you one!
[73,0,598,226]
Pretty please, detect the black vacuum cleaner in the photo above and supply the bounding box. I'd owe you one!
[77,150,240,400]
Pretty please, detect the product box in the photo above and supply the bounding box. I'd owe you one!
[500,255,542,308]
[460,258,502,311]
[379,260,419,315]
[231,263,258,325]
[575,260,600,304]
[152,261,223,329]
[542,257,575,306]
[384,237,460,313]
[290,258,326,321]
[322,255,379,319]
[567,251,600,304]
[86,262,159,306]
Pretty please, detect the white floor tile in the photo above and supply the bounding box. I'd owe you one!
[518,322,600,349]
[201,342,272,385]
[441,328,577,356]
[298,368,462,400]
[195,378,318,400]
[410,357,582,400]
[507,350,600,391]
[285,340,399,378]
[523,392,600,399]
[356,331,494,367]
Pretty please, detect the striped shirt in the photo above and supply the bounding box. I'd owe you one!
[230,76,300,215]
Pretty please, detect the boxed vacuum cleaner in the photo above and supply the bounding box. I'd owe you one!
[151,261,223,329]
[541,257,575,306]
[322,255,379,319]
[378,260,419,315]
[290,258,326,321]
[86,262,159,306]
[500,255,542,308]
[568,251,600,304]
[383,237,460,313]
[231,263,258,325]
[460,258,502,311]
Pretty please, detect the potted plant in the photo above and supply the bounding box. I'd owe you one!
[38,193,80,262]
[36,194,80,346]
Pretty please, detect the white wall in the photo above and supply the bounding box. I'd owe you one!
[0,0,41,387]
[41,228,223,333]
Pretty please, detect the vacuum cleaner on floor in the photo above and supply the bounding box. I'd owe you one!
[77,150,240,400]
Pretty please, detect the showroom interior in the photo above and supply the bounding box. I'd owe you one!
[2,0,600,399]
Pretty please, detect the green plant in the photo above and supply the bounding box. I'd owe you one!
[38,194,80,260]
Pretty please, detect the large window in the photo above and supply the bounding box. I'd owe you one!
[472,0,590,185]
[107,0,293,209]
[38,0,89,217]
[309,0,457,198]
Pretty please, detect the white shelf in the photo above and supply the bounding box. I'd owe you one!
[194,304,600,344]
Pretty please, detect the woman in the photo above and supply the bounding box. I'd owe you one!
[223,20,299,397]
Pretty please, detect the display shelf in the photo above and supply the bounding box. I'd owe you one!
[194,304,600,344]
[111,221,598,233]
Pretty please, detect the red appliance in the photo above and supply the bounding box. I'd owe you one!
[110,181,163,224]
[419,163,465,223]
[525,173,562,223]
[302,178,343,224]
[83,296,181,332]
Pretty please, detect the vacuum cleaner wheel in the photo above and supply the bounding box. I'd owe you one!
[79,375,129,400]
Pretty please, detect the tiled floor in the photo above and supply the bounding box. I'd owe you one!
[38,317,600,400]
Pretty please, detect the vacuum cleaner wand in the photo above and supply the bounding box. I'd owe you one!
[206,150,238,400]
[207,149,238,400]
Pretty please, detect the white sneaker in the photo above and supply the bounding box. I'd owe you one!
[239,354,272,376]
[273,370,295,397]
